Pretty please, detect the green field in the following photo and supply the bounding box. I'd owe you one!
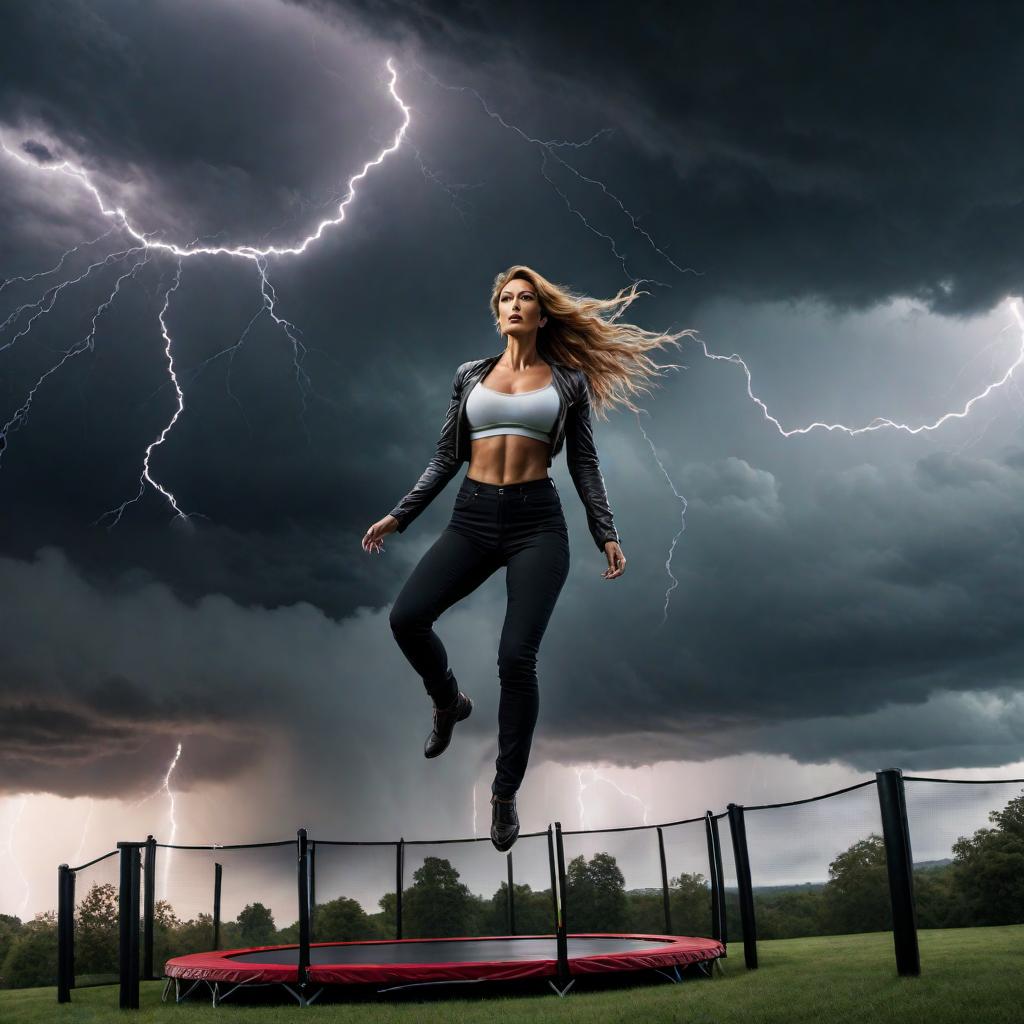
[1,926,1021,1023]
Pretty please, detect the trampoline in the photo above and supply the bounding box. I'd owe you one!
[164,932,725,1005]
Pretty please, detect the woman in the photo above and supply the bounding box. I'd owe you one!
[362,265,689,851]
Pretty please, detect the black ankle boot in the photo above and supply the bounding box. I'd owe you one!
[490,793,520,851]
[424,681,473,759]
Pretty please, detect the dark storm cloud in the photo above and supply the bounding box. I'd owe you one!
[0,688,265,798]
[302,0,1024,316]
[0,544,360,798]
[3,436,1023,804]
[19,140,54,163]
[1,0,1023,809]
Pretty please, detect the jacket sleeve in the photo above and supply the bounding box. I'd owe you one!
[565,370,621,552]
[387,364,464,532]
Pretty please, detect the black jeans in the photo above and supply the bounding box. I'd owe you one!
[389,474,571,799]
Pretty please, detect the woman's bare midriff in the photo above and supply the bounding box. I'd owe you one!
[467,435,551,486]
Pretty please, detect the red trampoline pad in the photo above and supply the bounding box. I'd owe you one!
[165,933,725,985]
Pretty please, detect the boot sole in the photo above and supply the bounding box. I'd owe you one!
[490,827,519,852]
[424,695,473,759]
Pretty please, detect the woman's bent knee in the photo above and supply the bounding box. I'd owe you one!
[497,651,538,688]
[389,603,425,637]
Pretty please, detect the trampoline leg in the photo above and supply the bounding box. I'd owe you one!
[175,978,202,1003]
[214,981,249,1004]
[211,980,219,1007]
[281,982,323,1007]
[547,978,576,997]
[161,977,173,1002]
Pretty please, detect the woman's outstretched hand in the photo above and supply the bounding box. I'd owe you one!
[601,541,626,580]
[362,515,399,555]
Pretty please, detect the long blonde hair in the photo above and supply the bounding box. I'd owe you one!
[489,265,695,419]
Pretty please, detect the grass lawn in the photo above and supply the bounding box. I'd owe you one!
[1,925,1021,1023]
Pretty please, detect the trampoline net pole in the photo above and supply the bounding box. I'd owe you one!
[657,826,672,935]
[57,864,72,1003]
[727,804,758,969]
[876,769,921,976]
[296,829,310,986]
[554,821,569,984]
[68,868,77,989]
[213,863,222,951]
[706,811,727,947]
[546,825,560,930]
[506,852,515,935]
[117,842,141,1010]
[129,846,141,1003]
[143,836,156,981]
[309,841,317,940]
[396,838,404,940]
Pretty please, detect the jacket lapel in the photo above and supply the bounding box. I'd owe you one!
[456,351,575,462]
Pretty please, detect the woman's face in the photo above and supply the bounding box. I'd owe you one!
[498,277,547,337]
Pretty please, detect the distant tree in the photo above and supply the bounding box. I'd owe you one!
[313,896,377,942]
[150,898,183,968]
[75,882,119,976]
[236,903,276,947]
[913,865,968,929]
[402,857,475,938]
[218,918,243,950]
[153,899,179,931]
[0,914,23,986]
[377,890,397,938]
[1,913,57,988]
[951,789,1024,925]
[669,872,711,935]
[154,911,217,972]
[484,882,555,936]
[722,889,743,942]
[755,890,826,939]
[625,889,669,934]
[565,852,627,931]
[820,834,891,934]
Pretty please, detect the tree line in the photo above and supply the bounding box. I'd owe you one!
[2,789,1021,989]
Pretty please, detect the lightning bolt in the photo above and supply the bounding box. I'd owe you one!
[0,56,411,522]
[127,741,182,899]
[158,741,182,900]
[1,248,151,468]
[573,765,652,830]
[1,796,31,920]
[72,798,95,866]
[412,62,701,286]
[637,300,1024,621]
[92,260,196,529]
[633,409,688,626]
[697,302,1024,440]
[0,241,149,354]
[0,224,118,295]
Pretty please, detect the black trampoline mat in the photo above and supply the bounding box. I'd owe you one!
[230,936,679,965]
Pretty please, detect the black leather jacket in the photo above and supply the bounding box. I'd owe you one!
[387,352,620,551]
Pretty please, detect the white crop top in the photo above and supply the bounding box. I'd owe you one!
[465,378,560,444]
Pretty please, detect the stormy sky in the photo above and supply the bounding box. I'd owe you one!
[2,0,1023,924]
